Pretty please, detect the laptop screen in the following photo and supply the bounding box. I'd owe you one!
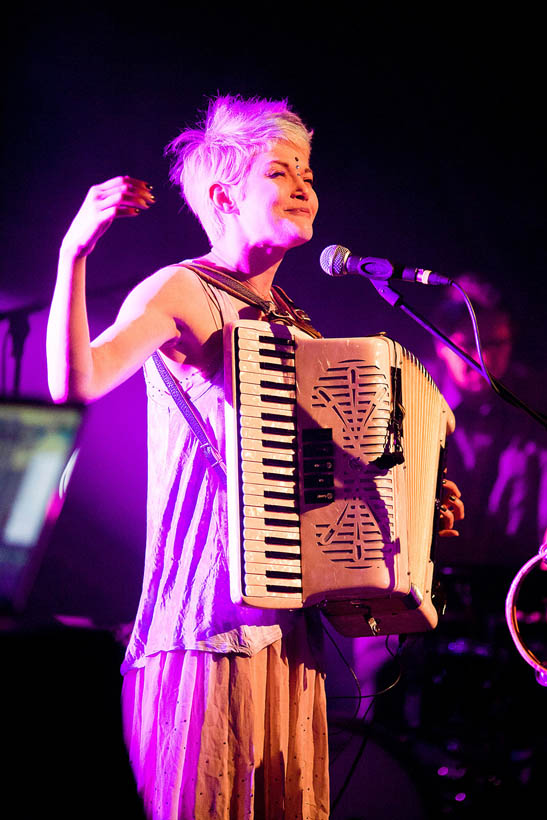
[0,398,85,614]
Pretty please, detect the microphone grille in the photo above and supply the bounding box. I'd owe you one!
[320,245,350,277]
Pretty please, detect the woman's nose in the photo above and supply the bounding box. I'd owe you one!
[292,176,309,199]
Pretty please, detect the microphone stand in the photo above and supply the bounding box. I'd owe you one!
[0,305,36,396]
[0,276,142,398]
[368,278,547,431]
[370,276,547,687]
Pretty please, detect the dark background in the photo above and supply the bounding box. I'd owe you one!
[2,8,545,818]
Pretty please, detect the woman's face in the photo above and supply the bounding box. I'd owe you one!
[233,140,318,250]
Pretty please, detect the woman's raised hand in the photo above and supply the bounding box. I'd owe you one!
[61,176,155,258]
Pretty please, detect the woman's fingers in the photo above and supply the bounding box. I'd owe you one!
[96,191,152,215]
[442,478,461,498]
[443,494,465,521]
[92,175,153,198]
[439,506,460,536]
[439,474,465,536]
[441,478,464,520]
[62,176,155,258]
[92,177,155,215]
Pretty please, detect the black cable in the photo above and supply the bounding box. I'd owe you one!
[450,280,547,427]
[325,626,407,814]
[322,620,363,731]
[449,280,500,395]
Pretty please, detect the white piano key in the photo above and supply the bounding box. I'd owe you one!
[243,540,302,555]
[242,473,296,489]
[240,427,296,443]
[243,482,296,496]
[240,405,295,419]
[245,586,302,600]
[241,430,296,448]
[238,359,295,374]
[241,444,295,460]
[239,370,295,386]
[245,560,302,576]
[242,461,295,476]
[238,328,294,340]
[243,493,297,508]
[243,507,300,523]
[240,394,297,412]
[241,417,296,432]
[244,549,301,565]
[244,520,300,535]
[244,574,303,589]
[240,382,296,399]
[242,448,294,463]
[243,526,301,542]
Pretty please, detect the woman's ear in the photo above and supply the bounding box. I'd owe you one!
[209,182,240,215]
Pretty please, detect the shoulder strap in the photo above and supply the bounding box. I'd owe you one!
[181,262,322,339]
[271,284,322,339]
[151,352,227,480]
[151,261,321,477]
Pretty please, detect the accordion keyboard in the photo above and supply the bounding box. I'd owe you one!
[227,323,304,604]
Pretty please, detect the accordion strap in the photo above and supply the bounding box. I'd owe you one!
[151,261,320,477]
[181,262,322,339]
[151,351,227,480]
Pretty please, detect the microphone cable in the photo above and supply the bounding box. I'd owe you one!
[322,620,408,813]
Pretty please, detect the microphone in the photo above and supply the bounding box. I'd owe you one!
[320,245,452,286]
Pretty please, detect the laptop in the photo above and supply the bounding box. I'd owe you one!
[0,397,85,615]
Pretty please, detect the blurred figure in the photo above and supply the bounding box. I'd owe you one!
[431,273,546,568]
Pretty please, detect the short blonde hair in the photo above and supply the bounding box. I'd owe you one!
[165,94,313,242]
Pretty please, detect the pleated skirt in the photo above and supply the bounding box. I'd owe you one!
[122,616,330,820]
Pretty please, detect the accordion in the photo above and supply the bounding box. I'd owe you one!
[224,320,455,637]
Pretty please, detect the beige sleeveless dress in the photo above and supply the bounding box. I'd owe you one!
[122,272,330,819]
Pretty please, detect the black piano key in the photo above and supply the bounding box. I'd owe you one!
[261,439,295,450]
[260,362,296,373]
[260,394,296,405]
[265,569,302,580]
[264,517,298,528]
[262,457,296,468]
[265,535,302,546]
[261,426,295,437]
[265,550,301,560]
[264,489,297,500]
[258,334,295,346]
[263,472,295,482]
[259,380,295,391]
[261,412,296,423]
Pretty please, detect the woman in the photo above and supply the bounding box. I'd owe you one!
[46,95,463,819]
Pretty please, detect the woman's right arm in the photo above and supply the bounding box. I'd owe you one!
[46,176,156,402]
